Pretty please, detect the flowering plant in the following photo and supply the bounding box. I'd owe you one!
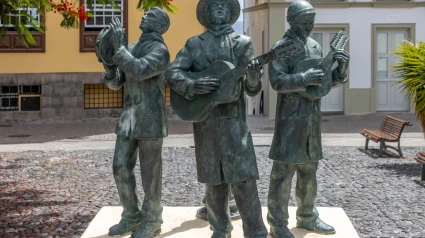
[50,0,92,29]
[0,0,178,47]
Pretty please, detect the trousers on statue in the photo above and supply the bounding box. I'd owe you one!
[267,161,319,228]
[206,179,268,238]
[113,136,164,225]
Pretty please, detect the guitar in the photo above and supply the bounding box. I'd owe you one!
[296,30,349,100]
[170,39,304,122]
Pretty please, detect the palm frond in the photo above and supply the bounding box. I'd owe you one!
[394,40,425,130]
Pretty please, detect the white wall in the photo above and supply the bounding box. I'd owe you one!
[283,7,425,88]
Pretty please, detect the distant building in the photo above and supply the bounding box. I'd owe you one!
[0,0,203,120]
[244,0,424,118]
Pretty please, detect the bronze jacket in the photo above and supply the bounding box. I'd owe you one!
[269,30,348,163]
[104,32,170,139]
[166,31,262,184]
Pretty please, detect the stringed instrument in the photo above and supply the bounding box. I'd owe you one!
[170,39,304,122]
[297,30,349,100]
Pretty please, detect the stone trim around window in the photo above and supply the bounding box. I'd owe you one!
[80,0,128,52]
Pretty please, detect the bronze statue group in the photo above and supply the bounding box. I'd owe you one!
[95,0,350,237]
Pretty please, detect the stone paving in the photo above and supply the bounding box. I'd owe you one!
[1,146,425,237]
[0,112,422,144]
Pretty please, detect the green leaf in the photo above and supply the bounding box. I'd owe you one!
[393,40,425,130]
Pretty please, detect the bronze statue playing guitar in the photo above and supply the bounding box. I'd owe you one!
[170,38,304,122]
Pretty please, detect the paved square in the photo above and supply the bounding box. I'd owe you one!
[1,146,424,237]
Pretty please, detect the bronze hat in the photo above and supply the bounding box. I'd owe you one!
[287,0,315,22]
[196,0,240,28]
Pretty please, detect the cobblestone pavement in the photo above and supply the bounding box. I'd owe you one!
[1,146,425,237]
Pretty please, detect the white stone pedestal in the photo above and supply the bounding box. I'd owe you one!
[81,207,359,238]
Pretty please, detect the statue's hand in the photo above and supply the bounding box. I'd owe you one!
[302,68,324,86]
[110,17,125,53]
[103,64,118,77]
[246,59,263,87]
[191,77,220,95]
[334,49,350,76]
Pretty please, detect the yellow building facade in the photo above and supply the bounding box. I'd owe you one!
[0,0,203,120]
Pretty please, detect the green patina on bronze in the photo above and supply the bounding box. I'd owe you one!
[96,7,170,238]
[165,0,268,237]
[267,0,350,237]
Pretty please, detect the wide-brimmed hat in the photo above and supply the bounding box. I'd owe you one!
[197,0,240,28]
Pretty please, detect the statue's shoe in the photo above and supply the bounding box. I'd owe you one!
[108,218,142,236]
[270,226,295,238]
[196,206,241,221]
[296,218,335,235]
[211,231,231,238]
[130,224,161,238]
[196,206,208,221]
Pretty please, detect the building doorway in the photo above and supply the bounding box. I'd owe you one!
[375,29,410,111]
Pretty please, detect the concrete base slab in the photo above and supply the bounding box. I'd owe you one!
[81,207,359,238]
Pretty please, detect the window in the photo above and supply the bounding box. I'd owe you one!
[0,8,41,28]
[80,0,128,52]
[165,83,171,106]
[0,85,41,111]
[0,86,19,111]
[84,84,123,109]
[0,8,45,52]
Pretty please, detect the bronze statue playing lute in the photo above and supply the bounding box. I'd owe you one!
[170,38,304,122]
[297,30,349,100]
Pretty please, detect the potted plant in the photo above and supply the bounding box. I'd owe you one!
[394,40,425,180]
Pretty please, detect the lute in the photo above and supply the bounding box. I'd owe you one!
[296,30,349,100]
[170,38,304,122]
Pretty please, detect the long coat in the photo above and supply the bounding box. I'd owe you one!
[104,33,170,139]
[269,30,348,164]
[166,31,262,185]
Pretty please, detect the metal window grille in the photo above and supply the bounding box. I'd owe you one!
[0,7,40,29]
[0,85,41,111]
[85,0,123,30]
[84,84,123,109]
[0,86,19,111]
[19,85,41,94]
[165,83,171,106]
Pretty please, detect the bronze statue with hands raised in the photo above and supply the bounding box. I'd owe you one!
[95,8,171,238]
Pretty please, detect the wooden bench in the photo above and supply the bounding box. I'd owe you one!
[360,115,412,157]
[414,152,425,181]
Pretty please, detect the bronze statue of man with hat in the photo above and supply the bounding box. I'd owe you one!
[267,0,350,237]
[165,0,268,237]
[96,7,170,238]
